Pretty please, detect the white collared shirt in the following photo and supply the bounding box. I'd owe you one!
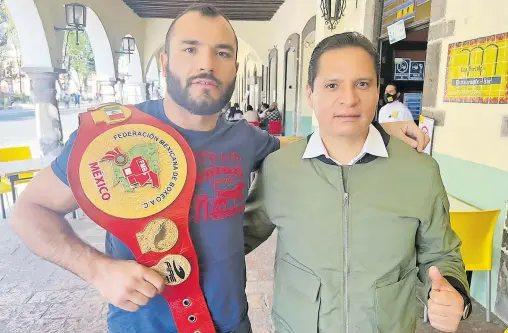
[302,124,389,165]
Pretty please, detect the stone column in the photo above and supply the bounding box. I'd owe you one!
[145,82,152,101]
[495,203,508,323]
[99,80,117,103]
[23,67,65,157]
[421,0,455,126]
[116,80,125,104]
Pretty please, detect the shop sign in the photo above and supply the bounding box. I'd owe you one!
[388,19,407,44]
[409,61,425,81]
[444,32,508,104]
[394,58,411,80]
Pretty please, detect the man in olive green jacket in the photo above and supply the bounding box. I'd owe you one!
[244,32,471,333]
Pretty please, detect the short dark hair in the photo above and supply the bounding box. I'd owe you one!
[308,32,380,91]
[246,105,253,111]
[385,82,398,93]
[164,4,238,59]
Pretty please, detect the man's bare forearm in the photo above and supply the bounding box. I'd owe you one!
[10,201,109,284]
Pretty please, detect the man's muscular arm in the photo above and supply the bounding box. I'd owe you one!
[9,167,165,312]
[10,167,105,281]
[380,120,430,152]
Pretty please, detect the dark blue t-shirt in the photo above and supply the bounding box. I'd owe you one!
[51,99,279,333]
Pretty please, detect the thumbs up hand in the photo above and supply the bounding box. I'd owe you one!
[427,266,464,332]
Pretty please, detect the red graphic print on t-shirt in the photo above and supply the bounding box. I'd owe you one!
[192,151,245,223]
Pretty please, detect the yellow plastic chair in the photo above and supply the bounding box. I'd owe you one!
[0,146,34,186]
[424,209,500,323]
[0,181,12,219]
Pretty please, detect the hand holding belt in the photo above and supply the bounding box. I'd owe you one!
[68,103,216,333]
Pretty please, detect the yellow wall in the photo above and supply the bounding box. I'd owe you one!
[431,0,508,172]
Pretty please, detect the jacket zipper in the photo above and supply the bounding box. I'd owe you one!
[341,166,352,333]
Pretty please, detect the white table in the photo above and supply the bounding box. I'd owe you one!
[0,156,54,218]
[448,194,481,212]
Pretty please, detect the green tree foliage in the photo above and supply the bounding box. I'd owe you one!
[62,30,96,93]
[0,1,24,93]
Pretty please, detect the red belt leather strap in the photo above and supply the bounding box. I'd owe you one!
[68,103,216,333]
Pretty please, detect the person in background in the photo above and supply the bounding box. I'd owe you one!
[258,103,270,129]
[258,103,269,116]
[63,92,70,109]
[378,82,414,123]
[264,102,282,122]
[221,102,231,118]
[227,105,243,122]
[243,104,259,123]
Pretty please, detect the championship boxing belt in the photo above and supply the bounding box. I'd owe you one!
[68,103,216,333]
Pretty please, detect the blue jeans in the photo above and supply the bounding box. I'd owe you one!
[226,315,252,333]
[107,315,252,333]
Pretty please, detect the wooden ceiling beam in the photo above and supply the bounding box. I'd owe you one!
[122,0,283,20]
[137,12,273,17]
[124,0,283,3]
[137,13,273,20]
[127,4,282,8]
[132,9,279,14]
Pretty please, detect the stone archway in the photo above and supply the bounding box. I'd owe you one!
[57,6,117,104]
[267,47,278,104]
[283,33,300,136]
[147,45,166,98]
[85,8,115,81]
[252,65,260,111]
[84,6,117,103]
[298,16,316,136]
[4,0,63,156]
[4,0,52,68]
[145,54,161,100]
[118,35,144,104]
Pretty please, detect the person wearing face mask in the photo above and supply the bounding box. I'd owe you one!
[378,82,414,123]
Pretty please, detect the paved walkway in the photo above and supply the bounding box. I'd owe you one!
[0,215,506,333]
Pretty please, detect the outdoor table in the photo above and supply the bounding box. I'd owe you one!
[0,156,53,218]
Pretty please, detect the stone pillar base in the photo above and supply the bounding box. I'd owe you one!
[495,203,508,323]
[98,80,117,103]
[123,82,147,105]
[22,67,65,157]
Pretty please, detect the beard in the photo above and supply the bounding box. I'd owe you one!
[165,65,236,116]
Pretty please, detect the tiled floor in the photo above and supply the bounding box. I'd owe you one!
[0,215,506,333]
